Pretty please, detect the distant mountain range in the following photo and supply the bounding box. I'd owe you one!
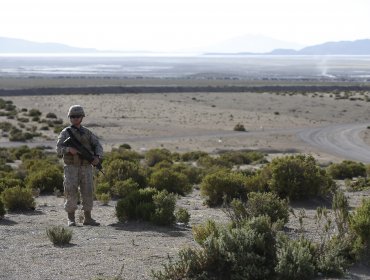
[1,36,370,55]
[0,37,97,53]
[207,39,370,55]
[203,34,304,53]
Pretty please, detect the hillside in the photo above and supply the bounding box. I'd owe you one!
[0,37,97,53]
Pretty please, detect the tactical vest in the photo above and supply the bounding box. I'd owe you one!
[63,127,94,166]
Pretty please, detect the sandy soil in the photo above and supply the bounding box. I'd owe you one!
[3,90,370,162]
[1,90,370,279]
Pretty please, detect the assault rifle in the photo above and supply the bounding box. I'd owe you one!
[63,136,104,175]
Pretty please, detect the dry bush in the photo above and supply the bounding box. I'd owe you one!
[46,226,73,246]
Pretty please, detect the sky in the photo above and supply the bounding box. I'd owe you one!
[0,0,369,52]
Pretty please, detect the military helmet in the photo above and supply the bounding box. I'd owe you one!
[67,105,85,117]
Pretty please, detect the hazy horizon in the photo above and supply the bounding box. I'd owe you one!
[0,0,369,53]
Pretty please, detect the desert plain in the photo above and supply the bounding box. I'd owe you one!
[1,73,370,279]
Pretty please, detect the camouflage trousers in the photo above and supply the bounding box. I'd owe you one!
[63,165,94,212]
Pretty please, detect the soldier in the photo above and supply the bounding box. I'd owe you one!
[56,105,103,226]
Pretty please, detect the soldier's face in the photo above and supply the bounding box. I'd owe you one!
[70,116,83,126]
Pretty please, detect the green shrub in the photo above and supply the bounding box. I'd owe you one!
[149,168,192,195]
[192,219,219,245]
[151,190,176,226]
[170,163,203,185]
[46,112,57,118]
[327,160,366,179]
[10,145,31,160]
[218,150,266,165]
[46,226,73,246]
[0,178,25,193]
[0,121,13,132]
[1,186,35,211]
[227,193,289,226]
[95,182,112,195]
[267,155,335,200]
[17,117,29,123]
[200,169,247,206]
[247,192,289,224]
[28,109,42,117]
[113,178,139,198]
[345,177,370,191]
[350,198,370,246]
[153,216,277,280]
[103,149,142,164]
[175,208,190,225]
[275,236,315,280]
[244,168,271,193]
[9,127,33,141]
[180,151,208,162]
[116,188,177,226]
[145,148,172,167]
[26,166,63,193]
[102,159,146,187]
[314,234,356,277]
[0,198,5,218]
[96,193,111,205]
[233,123,246,131]
[119,143,131,149]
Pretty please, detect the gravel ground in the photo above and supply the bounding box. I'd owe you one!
[1,187,370,280]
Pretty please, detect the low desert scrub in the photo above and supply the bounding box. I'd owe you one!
[200,169,248,206]
[27,108,42,117]
[103,148,142,164]
[218,150,266,165]
[266,154,335,200]
[9,127,35,141]
[225,192,289,225]
[0,121,13,132]
[327,160,366,179]
[0,198,5,218]
[145,148,173,167]
[113,178,139,198]
[175,208,190,225]
[46,225,73,246]
[180,150,208,161]
[345,177,370,191]
[101,159,147,188]
[115,188,177,226]
[95,182,111,196]
[154,186,363,279]
[1,186,35,211]
[0,178,25,193]
[170,163,203,185]
[149,167,192,195]
[350,198,370,247]
[45,112,57,118]
[275,235,315,280]
[151,190,177,226]
[26,165,63,193]
[233,122,246,131]
[96,193,111,206]
[153,216,277,280]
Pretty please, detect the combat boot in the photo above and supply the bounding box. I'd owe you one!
[83,211,100,226]
[67,212,76,227]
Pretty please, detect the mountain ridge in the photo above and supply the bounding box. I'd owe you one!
[0,37,98,53]
[208,39,370,55]
[1,36,370,55]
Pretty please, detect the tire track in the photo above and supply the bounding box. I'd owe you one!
[298,123,370,163]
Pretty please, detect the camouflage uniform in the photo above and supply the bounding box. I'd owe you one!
[56,126,103,212]
[56,105,103,226]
